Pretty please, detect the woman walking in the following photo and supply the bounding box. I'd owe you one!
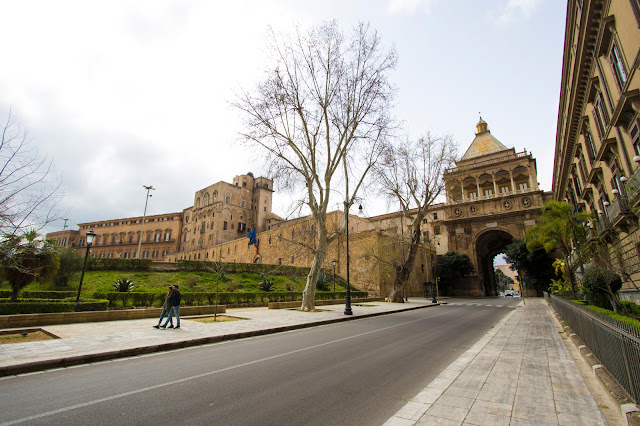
[153,286,173,329]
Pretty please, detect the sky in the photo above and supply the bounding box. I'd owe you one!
[0,0,568,239]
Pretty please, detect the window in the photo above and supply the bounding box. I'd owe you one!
[268,236,272,244]
[133,252,138,259]
[578,155,588,184]
[155,233,161,242]
[609,41,628,89]
[292,230,295,239]
[107,253,112,259]
[152,250,158,258]
[263,207,267,212]
[203,193,209,206]
[162,250,168,257]
[500,186,509,193]
[434,225,441,235]
[201,222,206,233]
[223,221,228,230]
[585,129,597,160]
[238,222,246,233]
[225,194,231,203]
[143,251,149,259]
[124,252,130,259]
[630,121,640,157]
[241,200,246,208]
[196,198,201,208]
[483,189,493,196]
[291,256,295,264]
[129,235,133,243]
[433,213,438,220]
[147,234,151,242]
[468,192,477,199]
[164,232,171,241]
[572,173,582,196]
[213,191,217,202]
[593,92,609,136]
[111,236,116,244]
[518,182,528,190]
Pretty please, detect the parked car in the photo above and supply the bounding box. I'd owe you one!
[504,290,514,297]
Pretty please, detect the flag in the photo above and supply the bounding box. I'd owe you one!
[247,229,256,247]
[247,229,259,253]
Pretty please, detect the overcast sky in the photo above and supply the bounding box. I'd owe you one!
[0,0,567,236]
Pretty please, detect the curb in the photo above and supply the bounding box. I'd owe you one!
[550,308,640,426]
[0,302,439,377]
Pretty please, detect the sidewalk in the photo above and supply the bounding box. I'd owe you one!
[0,298,436,376]
[384,298,617,426]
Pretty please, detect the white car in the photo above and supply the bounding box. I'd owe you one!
[504,290,514,297]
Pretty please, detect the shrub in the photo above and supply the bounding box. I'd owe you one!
[87,257,152,271]
[113,278,135,292]
[227,282,243,292]
[258,278,275,292]
[581,267,623,312]
[54,248,84,287]
[621,301,640,317]
[185,274,201,288]
[548,279,571,294]
[0,299,108,314]
[316,272,332,291]
[0,290,76,299]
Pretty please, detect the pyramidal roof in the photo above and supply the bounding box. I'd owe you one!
[459,117,509,161]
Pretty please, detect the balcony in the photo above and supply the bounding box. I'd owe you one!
[625,165,640,205]
[595,215,613,236]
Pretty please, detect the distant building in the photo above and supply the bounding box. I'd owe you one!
[553,0,640,301]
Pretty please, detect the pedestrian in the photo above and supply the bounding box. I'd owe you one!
[162,285,181,329]
[153,286,173,329]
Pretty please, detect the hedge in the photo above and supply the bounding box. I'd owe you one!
[0,299,109,314]
[90,290,369,307]
[0,291,77,300]
[86,258,153,271]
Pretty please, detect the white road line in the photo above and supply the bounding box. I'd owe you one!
[2,309,450,425]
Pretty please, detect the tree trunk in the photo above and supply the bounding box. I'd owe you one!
[300,225,328,311]
[388,224,421,303]
[565,254,577,299]
[10,287,20,302]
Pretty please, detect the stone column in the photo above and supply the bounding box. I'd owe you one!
[510,171,515,193]
[492,175,497,195]
[528,173,533,190]
[461,181,465,200]
[476,178,480,198]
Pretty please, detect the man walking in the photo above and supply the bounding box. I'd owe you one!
[162,285,181,329]
[153,286,173,329]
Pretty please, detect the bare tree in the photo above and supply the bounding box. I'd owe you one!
[234,21,397,311]
[0,109,64,235]
[374,134,457,302]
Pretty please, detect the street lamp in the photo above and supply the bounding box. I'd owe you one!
[76,230,96,306]
[136,185,155,259]
[343,202,363,316]
[331,259,337,298]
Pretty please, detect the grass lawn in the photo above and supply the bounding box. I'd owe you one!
[0,270,348,295]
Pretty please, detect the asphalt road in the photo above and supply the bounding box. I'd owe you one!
[0,298,521,426]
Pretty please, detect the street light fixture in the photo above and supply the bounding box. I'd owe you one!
[343,202,363,316]
[75,230,96,306]
[136,185,155,259]
[331,259,337,297]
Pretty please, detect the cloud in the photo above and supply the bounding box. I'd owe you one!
[387,0,438,15]
[497,0,542,24]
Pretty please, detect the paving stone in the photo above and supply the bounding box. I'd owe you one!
[463,408,511,426]
[394,402,431,421]
[383,416,417,426]
[435,394,475,410]
[511,403,558,424]
[470,399,512,417]
[426,404,469,423]
[415,414,462,425]
[557,412,606,426]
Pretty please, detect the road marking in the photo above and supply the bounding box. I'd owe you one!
[1,309,451,425]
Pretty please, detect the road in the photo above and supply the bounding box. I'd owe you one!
[0,298,521,426]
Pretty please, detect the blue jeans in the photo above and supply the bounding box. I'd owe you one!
[163,306,180,327]
[158,309,172,326]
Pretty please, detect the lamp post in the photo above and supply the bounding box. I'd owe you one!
[76,230,96,306]
[343,203,363,316]
[331,259,337,298]
[136,185,155,259]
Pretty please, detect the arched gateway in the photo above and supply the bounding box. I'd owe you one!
[437,118,553,297]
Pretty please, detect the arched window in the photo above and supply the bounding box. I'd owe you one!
[203,193,210,206]
[196,198,201,208]
[225,193,231,203]
[213,191,218,202]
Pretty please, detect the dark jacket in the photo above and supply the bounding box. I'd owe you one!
[171,289,181,306]
[162,291,173,310]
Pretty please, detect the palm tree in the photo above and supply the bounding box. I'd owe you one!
[524,201,591,298]
[0,231,59,301]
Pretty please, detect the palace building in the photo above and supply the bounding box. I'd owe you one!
[553,0,640,301]
[49,119,549,297]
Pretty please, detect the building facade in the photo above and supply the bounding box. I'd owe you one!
[553,0,640,301]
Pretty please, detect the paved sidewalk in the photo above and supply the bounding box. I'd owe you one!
[385,298,610,426]
[0,298,435,375]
